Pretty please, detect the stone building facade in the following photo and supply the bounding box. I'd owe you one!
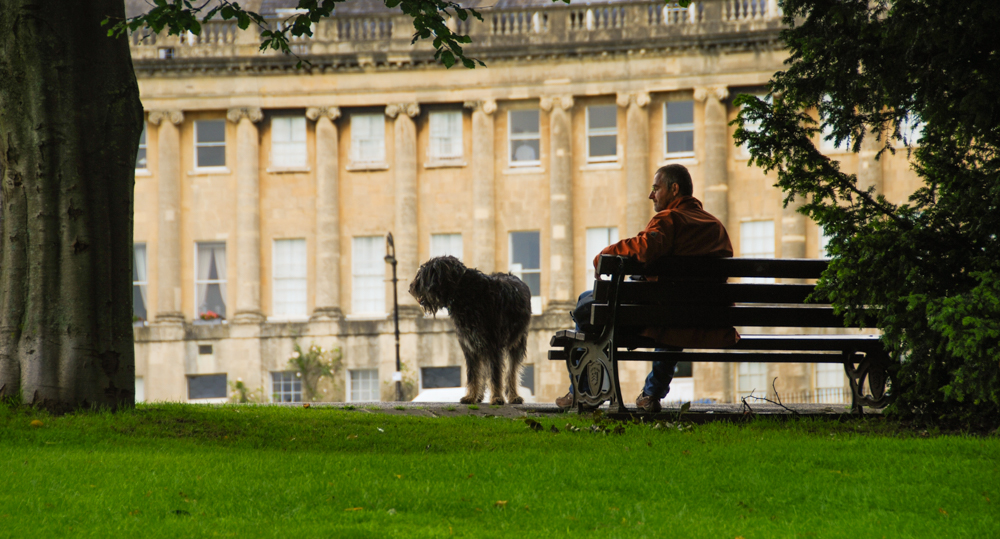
[128,0,921,405]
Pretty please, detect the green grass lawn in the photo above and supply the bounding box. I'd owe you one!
[1,404,997,538]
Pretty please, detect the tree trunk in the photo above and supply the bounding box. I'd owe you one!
[0,0,141,411]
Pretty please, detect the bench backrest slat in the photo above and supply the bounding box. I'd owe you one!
[593,281,820,305]
[591,305,854,328]
[597,255,828,280]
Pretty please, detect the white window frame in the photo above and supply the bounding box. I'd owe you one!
[430,233,463,261]
[740,220,775,284]
[350,113,386,164]
[586,105,618,163]
[272,238,308,320]
[271,371,303,403]
[194,120,227,171]
[351,236,386,317]
[818,227,832,259]
[133,243,148,323]
[136,123,148,170]
[896,112,923,148]
[428,110,464,160]
[194,242,227,320]
[509,231,542,314]
[348,369,380,402]
[663,100,696,159]
[740,95,771,157]
[270,116,308,169]
[508,109,541,167]
[819,95,850,153]
[737,362,768,400]
[585,227,619,280]
[815,363,847,404]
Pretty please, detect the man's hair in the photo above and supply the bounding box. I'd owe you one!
[655,164,693,196]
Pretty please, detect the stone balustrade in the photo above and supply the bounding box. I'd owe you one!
[129,0,783,63]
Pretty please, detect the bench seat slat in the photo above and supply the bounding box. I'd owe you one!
[549,349,853,363]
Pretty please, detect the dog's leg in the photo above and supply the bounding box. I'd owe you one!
[505,333,528,405]
[459,339,485,404]
[487,348,506,406]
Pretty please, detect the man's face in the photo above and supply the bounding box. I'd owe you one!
[649,173,679,212]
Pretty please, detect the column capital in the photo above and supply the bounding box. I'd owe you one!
[385,103,420,119]
[616,92,650,108]
[226,107,263,123]
[148,110,184,126]
[539,95,574,112]
[694,86,730,102]
[306,106,341,121]
[463,99,497,115]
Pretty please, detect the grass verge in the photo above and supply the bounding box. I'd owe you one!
[1,403,997,538]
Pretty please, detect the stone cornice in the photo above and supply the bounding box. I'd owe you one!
[306,106,342,121]
[226,107,263,123]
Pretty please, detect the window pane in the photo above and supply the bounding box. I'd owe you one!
[588,105,617,130]
[421,366,461,389]
[188,374,227,400]
[197,120,226,143]
[430,111,462,159]
[196,243,227,318]
[737,363,767,398]
[588,134,617,157]
[271,371,303,403]
[666,101,694,125]
[133,286,147,321]
[586,227,620,268]
[511,140,540,162]
[352,236,385,314]
[351,114,385,162]
[430,233,463,260]
[510,109,539,135]
[740,221,775,284]
[271,117,307,167]
[350,369,379,401]
[510,231,540,269]
[520,364,534,394]
[136,124,147,169]
[197,146,226,168]
[519,273,541,296]
[667,131,694,154]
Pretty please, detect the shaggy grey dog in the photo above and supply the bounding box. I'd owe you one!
[408,256,532,405]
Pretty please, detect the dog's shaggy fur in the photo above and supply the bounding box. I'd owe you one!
[409,256,532,405]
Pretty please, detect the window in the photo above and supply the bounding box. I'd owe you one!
[815,363,846,404]
[195,120,226,168]
[509,109,541,166]
[585,227,620,277]
[740,95,770,157]
[349,369,379,401]
[350,114,385,163]
[510,231,541,314]
[740,220,775,284]
[133,243,148,323]
[898,113,923,147]
[737,363,767,400]
[351,236,385,315]
[520,364,534,395]
[188,374,227,401]
[421,367,462,389]
[136,124,147,170]
[430,233,463,261]
[818,228,832,259]
[587,105,618,162]
[271,371,303,403]
[429,110,463,160]
[273,239,307,318]
[271,116,307,168]
[820,122,851,152]
[195,242,227,319]
[135,377,145,403]
[674,362,693,378]
[664,100,695,158]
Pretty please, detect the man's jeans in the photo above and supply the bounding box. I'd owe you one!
[568,290,679,400]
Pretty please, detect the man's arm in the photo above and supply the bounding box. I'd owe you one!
[593,214,675,276]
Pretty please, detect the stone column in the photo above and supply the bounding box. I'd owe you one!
[306,106,343,320]
[539,95,575,312]
[695,86,730,227]
[618,91,651,235]
[857,130,884,194]
[149,109,185,324]
[385,103,421,312]
[463,99,497,273]
[227,107,265,324]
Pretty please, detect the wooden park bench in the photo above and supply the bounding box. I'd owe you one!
[548,255,893,414]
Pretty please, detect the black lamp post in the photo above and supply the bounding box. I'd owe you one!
[385,233,402,402]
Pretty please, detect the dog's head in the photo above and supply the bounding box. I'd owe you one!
[408,256,467,315]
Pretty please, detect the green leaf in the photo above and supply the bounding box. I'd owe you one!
[385,0,401,7]
[440,50,455,68]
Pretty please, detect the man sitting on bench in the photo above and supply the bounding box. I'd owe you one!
[555,164,740,412]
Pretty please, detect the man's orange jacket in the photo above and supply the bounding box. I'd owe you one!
[595,195,740,349]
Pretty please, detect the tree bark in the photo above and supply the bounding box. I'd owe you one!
[0,0,142,411]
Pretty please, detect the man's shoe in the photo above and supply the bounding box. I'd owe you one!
[636,392,662,413]
[555,391,602,412]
